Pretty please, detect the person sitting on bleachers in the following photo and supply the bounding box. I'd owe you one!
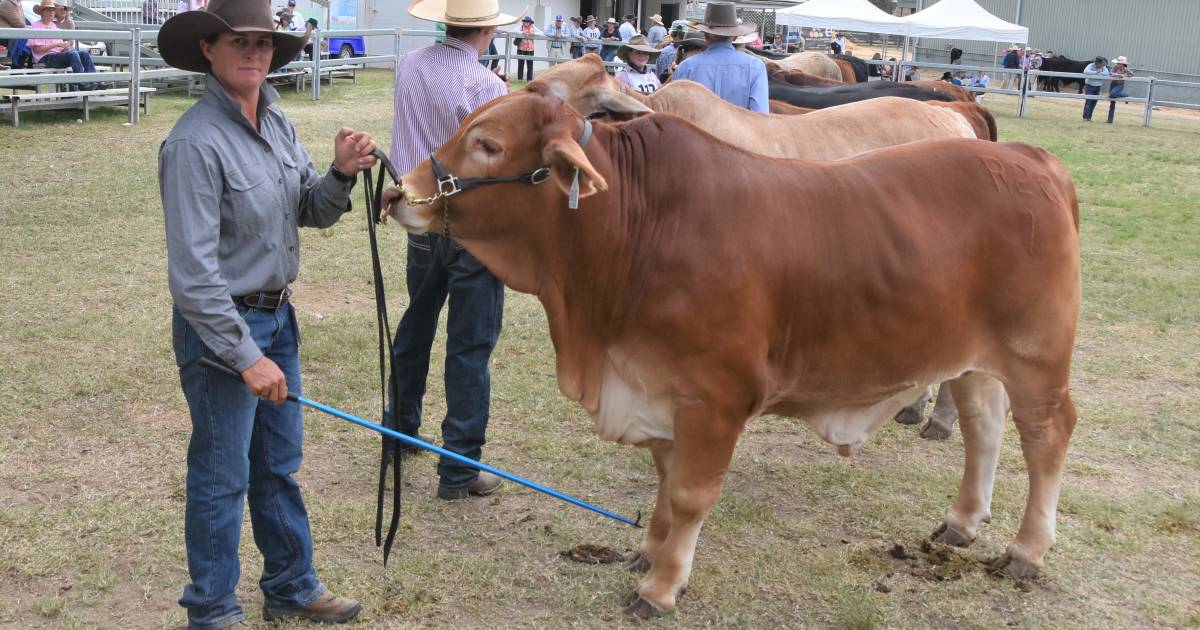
[1,0,27,69]
[27,0,100,90]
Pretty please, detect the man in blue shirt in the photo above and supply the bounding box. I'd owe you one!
[1081,55,1110,121]
[671,2,768,112]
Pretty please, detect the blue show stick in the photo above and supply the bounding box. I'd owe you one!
[198,357,642,528]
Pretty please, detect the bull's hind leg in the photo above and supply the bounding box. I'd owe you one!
[933,373,1007,547]
[625,442,673,573]
[895,386,931,425]
[920,383,961,440]
[622,403,742,618]
[991,385,1077,578]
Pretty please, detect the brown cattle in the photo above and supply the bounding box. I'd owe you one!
[383,85,1082,617]
[909,79,975,102]
[769,100,815,115]
[833,57,858,83]
[764,61,846,87]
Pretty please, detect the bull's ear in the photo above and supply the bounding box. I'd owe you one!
[591,89,653,119]
[542,135,608,205]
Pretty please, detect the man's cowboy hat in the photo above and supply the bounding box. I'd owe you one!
[1113,55,1129,65]
[676,30,708,51]
[32,0,56,15]
[409,0,525,28]
[617,34,661,64]
[733,31,758,45]
[52,0,70,8]
[606,17,617,24]
[650,14,663,25]
[693,2,755,37]
[1009,44,1020,51]
[158,0,307,73]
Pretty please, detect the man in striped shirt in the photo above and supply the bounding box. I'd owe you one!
[385,0,518,500]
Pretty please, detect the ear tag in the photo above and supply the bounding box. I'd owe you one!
[568,167,581,210]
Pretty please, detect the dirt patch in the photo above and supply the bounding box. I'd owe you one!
[562,544,626,564]
[885,540,980,582]
[290,282,375,318]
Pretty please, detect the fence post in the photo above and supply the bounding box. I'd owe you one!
[504,32,513,79]
[310,29,322,101]
[128,28,141,124]
[1017,69,1027,118]
[1143,77,1155,127]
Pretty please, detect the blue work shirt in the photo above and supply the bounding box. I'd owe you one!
[1083,62,1110,87]
[671,40,768,112]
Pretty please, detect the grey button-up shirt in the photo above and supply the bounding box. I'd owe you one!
[160,77,354,372]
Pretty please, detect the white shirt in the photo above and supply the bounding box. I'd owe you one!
[618,21,637,41]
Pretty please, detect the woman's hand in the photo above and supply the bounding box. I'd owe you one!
[333,128,378,175]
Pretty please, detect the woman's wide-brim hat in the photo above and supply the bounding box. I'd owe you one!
[1113,55,1128,65]
[158,0,306,74]
[32,0,55,14]
[694,2,755,37]
[409,0,525,28]
[617,34,661,63]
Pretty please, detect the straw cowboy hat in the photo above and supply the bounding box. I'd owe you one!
[693,2,755,37]
[649,14,663,25]
[617,34,661,64]
[32,0,56,15]
[157,0,307,73]
[408,0,525,28]
[1113,55,1129,65]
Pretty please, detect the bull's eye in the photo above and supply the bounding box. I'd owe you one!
[479,140,501,156]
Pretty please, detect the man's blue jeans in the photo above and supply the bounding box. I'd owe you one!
[386,233,504,488]
[1082,84,1102,120]
[40,49,96,74]
[173,304,324,629]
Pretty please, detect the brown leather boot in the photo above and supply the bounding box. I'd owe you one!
[262,590,362,624]
[437,471,503,500]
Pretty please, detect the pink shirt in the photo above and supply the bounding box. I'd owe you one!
[28,20,66,63]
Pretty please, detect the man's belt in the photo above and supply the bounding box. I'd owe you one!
[235,288,291,310]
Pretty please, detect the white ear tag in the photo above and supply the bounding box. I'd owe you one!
[568,167,581,210]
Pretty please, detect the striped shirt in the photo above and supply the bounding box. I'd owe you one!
[389,38,508,175]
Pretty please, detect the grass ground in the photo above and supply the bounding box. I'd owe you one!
[0,70,1197,629]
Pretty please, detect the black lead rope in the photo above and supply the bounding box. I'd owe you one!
[363,149,405,566]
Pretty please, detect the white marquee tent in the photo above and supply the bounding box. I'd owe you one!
[775,0,907,36]
[902,0,1028,43]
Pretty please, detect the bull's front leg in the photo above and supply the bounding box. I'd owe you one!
[624,441,673,573]
[622,403,743,619]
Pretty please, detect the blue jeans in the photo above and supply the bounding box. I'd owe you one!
[386,233,504,488]
[40,49,96,74]
[172,304,323,629]
[1082,84,1102,120]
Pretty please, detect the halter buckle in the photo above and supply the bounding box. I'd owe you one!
[529,167,552,186]
[437,174,461,196]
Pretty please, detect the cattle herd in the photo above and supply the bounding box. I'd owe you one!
[382,53,1082,619]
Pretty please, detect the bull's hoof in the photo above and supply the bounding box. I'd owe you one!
[623,551,653,573]
[894,407,925,426]
[620,594,668,619]
[920,421,953,440]
[987,549,1042,580]
[931,522,976,548]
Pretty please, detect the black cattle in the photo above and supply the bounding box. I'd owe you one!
[1039,55,1088,93]
[745,46,790,61]
[833,54,869,83]
[768,78,955,109]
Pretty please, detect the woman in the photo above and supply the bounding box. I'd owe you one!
[600,17,621,63]
[157,1,376,627]
[1107,55,1133,123]
[615,34,661,94]
[515,15,540,80]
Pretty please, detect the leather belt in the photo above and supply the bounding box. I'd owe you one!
[235,288,291,310]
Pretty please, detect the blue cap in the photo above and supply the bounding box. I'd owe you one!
[555,15,563,20]
[522,15,533,21]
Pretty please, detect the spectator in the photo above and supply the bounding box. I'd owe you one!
[881,57,896,80]
[829,40,840,55]
[581,15,601,57]
[0,0,24,69]
[385,0,517,504]
[655,26,683,81]
[52,0,73,30]
[1001,43,1021,89]
[176,0,196,13]
[869,51,882,77]
[940,71,963,86]
[831,31,848,56]
[514,16,540,80]
[968,69,990,100]
[28,0,98,90]
[767,34,784,52]
[544,15,569,64]
[600,18,621,63]
[142,0,160,24]
[156,1,373,625]
[568,16,583,59]
[949,46,962,65]
[672,2,766,111]
[275,11,293,31]
[302,17,318,59]
[1082,55,1109,121]
[619,14,637,41]
[615,34,661,94]
[286,0,304,28]
[647,14,666,45]
[1106,55,1133,123]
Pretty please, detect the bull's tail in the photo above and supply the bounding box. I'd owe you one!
[981,107,998,142]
